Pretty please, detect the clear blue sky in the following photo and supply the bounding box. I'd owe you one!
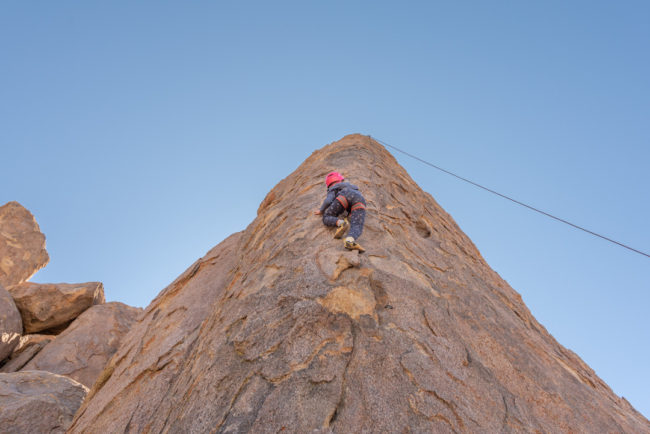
[2,1,648,418]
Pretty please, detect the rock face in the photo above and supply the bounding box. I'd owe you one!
[69,135,650,433]
[71,232,242,424]
[0,371,88,434]
[0,201,49,288]
[23,302,142,388]
[0,283,22,362]
[8,282,105,333]
[0,334,53,373]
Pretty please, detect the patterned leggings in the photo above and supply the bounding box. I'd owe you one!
[322,197,366,240]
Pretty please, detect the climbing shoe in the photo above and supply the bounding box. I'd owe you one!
[344,236,365,253]
[334,218,349,239]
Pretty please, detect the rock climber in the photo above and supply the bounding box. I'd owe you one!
[314,171,366,252]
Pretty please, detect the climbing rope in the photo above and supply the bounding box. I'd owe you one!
[369,135,650,259]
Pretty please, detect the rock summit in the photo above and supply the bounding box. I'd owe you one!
[69,134,649,433]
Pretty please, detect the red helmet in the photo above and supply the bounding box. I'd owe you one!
[325,171,344,187]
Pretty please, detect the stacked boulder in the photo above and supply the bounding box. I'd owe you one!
[0,201,142,433]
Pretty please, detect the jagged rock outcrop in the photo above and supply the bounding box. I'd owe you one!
[0,371,88,433]
[9,282,104,333]
[69,135,650,433]
[0,283,22,362]
[0,334,53,373]
[0,201,49,288]
[23,302,142,387]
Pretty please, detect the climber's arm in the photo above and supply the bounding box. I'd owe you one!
[318,190,336,213]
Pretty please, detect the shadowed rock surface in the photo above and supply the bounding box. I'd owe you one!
[0,334,53,373]
[0,201,49,288]
[0,283,22,362]
[69,135,650,433]
[9,282,105,334]
[23,302,142,388]
[0,370,88,433]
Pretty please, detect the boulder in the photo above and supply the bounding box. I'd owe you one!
[0,201,49,288]
[23,302,142,387]
[8,282,105,334]
[0,370,87,433]
[0,283,22,362]
[0,334,53,373]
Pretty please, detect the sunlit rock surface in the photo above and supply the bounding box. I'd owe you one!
[0,201,49,289]
[9,282,104,334]
[69,134,650,433]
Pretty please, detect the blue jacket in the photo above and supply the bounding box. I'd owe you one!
[319,182,365,213]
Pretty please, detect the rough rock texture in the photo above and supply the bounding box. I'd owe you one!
[69,135,650,433]
[0,283,22,363]
[0,334,53,373]
[0,201,49,288]
[8,281,105,334]
[22,302,142,388]
[70,232,242,426]
[0,370,88,433]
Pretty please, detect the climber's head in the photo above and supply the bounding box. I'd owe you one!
[325,171,344,187]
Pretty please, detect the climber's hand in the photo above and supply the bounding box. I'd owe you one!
[313,209,322,215]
